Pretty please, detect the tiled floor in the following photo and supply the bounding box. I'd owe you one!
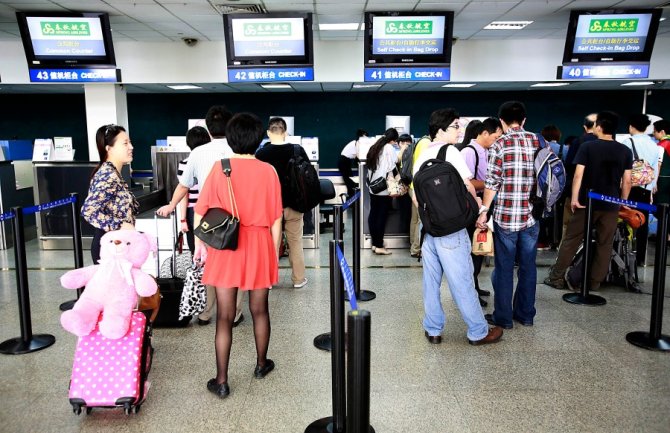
[0,222,669,433]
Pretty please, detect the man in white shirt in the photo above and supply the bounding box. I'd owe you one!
[157,106,244,327]
[338,129,367,197]
[625,114,660,265]
[413,108,502,347]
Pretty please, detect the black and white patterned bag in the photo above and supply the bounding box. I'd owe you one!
[178,265,206,320]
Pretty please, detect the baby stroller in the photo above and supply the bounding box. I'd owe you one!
[565,214,642,293]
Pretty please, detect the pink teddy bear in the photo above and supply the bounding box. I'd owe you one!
[60,229,158,339]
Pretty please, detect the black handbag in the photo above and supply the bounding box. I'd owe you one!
[368,175,388,195]
[194,159,240,250]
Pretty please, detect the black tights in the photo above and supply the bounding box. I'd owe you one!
[214,287,270,384]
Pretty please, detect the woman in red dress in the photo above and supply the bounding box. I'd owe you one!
[194,113,283,398]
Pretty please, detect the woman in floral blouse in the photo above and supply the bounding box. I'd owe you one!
[82,124,139,263]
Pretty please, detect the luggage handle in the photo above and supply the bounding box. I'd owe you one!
[154,210,179,278]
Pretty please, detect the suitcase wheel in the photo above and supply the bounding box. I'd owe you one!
[133,404,141,414]
[86,407,92,415]
[72,404,82,416]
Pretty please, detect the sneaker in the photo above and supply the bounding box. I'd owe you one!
[293,278,308,288]
[543,277,566,290]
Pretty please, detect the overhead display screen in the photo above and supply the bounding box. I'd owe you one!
[572,13,653,55]
[231,17,306,57]
[25,16,107,57]
[371,15,445,56]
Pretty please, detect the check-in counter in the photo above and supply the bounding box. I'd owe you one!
[358,162,412,249]
[32,161,161,250]
[0,161,36,249]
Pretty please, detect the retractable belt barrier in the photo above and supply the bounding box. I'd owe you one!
[0,193,84,355]
[307,239,375,433]
[341,189,375,303]
[564,190,656,307]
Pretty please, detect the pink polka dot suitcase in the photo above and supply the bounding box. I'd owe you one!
[68,311,152,415]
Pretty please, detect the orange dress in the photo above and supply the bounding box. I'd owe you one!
[195,158,283,290]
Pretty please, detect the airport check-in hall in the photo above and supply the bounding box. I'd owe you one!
[0,1,670,432]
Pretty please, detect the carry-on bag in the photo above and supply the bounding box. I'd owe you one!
[69,311,152,415]
[153,211,190,327]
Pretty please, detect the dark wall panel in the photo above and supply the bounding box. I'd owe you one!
[1,89,668,170]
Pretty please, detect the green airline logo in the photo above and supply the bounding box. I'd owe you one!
[588,18,638,33]
[40,21,90,36]
[244,22,291,37]
[385,20,432,35]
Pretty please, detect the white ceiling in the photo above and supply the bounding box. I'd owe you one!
[0,0,668,43]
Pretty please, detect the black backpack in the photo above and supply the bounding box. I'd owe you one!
[285,144,320,213]
[414,145,478,237]
[399,135,429,184]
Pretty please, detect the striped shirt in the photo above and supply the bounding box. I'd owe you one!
[485,126,540,231]
[177,158,199,207]
[177,138,232,192]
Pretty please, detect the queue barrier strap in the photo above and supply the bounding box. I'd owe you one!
[0,211,15,222]
[336,244,358,311]
[342,190,361,211]
[588,191,657,213]
[23,196,76,216]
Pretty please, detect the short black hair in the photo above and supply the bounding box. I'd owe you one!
[398,133,412,143]
[654,119,670,135]
[541,124,561,142]
[226,113,264,155]
[268,117,287,134]
[205,105,233,138]
[584,114,597,129]
[481,117,502,135]
[629,114,651,132]
[186,126,210,150]
[498,101,526,125]
[428,108,460,140]
[356,128,368,139]
[596,111,619,136]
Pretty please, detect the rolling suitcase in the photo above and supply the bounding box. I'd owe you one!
[69,311,153,415]
[153,211,191,327]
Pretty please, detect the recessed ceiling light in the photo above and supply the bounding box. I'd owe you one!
[319,23,360,31]
[261,84,292,89]
[442,83,476,88]
[352,84,382,89]
[620,81,655,86]
[167,85,202,90]
[531,82,570,87]
[484,21,533,30]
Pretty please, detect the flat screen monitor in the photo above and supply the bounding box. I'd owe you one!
[364,11,454,67]
[224,13,313,67]
[16,11,117,68]
[562,9,662,64]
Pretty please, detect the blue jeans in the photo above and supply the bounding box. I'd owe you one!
[491,222,540,327]
[421,229,489,341]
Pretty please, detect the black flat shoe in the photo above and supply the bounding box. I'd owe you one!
[254,359,275,379]
[207,379,230,398]
[476,288,491,297]
[233,314,244,328]
[484,313,513,330]
[424,331,442,344]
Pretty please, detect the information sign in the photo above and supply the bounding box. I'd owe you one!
[364,67,450,82]
[227,67,314,82]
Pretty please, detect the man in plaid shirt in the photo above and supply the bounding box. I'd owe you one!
[476,101,541,329]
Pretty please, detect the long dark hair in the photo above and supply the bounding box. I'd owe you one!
[93,124,126,176]
[367,128,399,173]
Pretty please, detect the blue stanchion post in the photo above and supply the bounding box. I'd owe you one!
[0,207,56,355]
[563,190,607,306]
[626,203,670,352]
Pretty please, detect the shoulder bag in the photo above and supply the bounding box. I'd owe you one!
[194,159,240,250]
[629,138,654,187]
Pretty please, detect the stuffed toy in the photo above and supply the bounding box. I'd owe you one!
[60,229,158,339]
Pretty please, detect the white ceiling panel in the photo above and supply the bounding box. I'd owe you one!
[7,3,67,11]
[460,1,519,13]
[161,3,216,15]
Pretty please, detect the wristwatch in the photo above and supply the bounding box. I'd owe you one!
[478,206,489,215]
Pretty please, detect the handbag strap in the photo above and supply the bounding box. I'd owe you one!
[221,159,239,219]
[629,138,640,160]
